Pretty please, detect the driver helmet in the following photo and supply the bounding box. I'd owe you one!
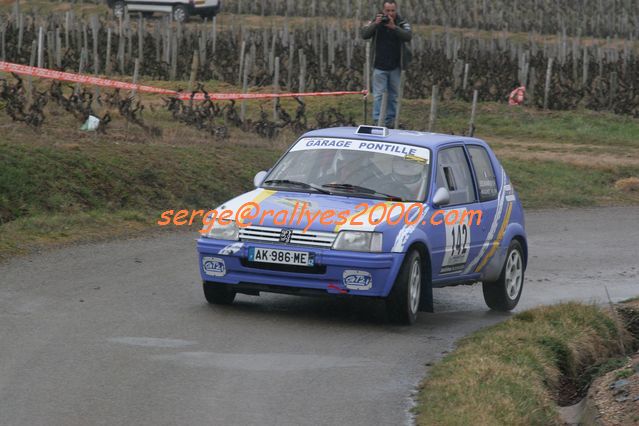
[392,155,425,197]
[334,149,371,179]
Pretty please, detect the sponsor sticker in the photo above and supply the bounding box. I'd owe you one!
[342,270,373,290]
[218,242,243,255]
[202,256,226,277]
[504,184,516,202]
[290,137,430,163]
[440,208,472,274]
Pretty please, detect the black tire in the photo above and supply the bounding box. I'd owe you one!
[112,1,126,18]
[173,5,189,22]
[202,281,236,305]
[386,249,423,325]
[482,240,525,311]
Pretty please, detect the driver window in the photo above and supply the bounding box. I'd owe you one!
[436,147,476,205]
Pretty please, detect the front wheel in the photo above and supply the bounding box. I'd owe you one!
[482,240,525,311]
[203,281,236,305]
[386,249,423,325]
[173,5,189,22]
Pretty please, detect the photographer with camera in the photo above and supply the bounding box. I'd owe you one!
[361,0,412,128]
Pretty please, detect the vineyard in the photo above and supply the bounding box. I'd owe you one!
[225,0,639,38]
[0,1,638,138]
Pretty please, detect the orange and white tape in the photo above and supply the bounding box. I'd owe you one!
[0,61,367,101]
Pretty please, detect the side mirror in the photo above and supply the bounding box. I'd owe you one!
[253,171,268,188]
[432,187,450,207]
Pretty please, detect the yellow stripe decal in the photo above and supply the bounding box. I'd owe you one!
[253,189,276,205]
[237,190,276,225]
[475,202,513,273]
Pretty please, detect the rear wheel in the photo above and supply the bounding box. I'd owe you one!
[173,5,189,22]
[203,281,236,305]
[482,240,524,311]
[386,249,423,325]
[113,1,126,18]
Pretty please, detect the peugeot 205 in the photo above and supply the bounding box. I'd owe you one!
[196,126,527,324]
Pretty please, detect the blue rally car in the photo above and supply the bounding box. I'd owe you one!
[197,126,527,324]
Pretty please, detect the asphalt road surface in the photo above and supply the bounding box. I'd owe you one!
[1,207,637,426]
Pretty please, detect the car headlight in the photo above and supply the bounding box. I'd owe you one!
[202,219,239,241]
[332,231,383,252]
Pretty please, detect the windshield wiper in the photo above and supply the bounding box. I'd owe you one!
[263,179,332,194]
[321,183,403,201]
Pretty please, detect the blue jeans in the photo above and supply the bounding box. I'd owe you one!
[372,67,401,127]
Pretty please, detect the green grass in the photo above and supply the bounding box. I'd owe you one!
[615,368,634,379]
[0,141,279,224]
[0,209,153,256]
[502,160,639,208]
[415,303,635,425]
[0,139,280,259]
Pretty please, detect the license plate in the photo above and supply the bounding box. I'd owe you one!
[248,247,314,267]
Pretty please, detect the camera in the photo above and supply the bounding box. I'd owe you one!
[380,14,390,24]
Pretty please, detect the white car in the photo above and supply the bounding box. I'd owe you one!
[108,0,221,22]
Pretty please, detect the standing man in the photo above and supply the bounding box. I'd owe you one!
[361,0,412,128]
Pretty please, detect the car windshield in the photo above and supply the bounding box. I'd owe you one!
[263,137,431,201]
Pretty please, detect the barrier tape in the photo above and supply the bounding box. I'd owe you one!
[0,61,367,101]
[0,61,176,95]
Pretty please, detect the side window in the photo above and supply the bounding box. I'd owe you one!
[436,147,476,205]
[468,146,498,202]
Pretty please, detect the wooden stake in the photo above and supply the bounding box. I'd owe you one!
[238,40,246,86]
[169,30,177,80]
[298,49,306,93]
[468,90,478,136]
[188,50,199,92]
[462,62,470,91]
[543,57,554,110]
[428,85,439,132]
[137,15,144,65]
[130,57,140,97]
[37,26,43,68]
[609,71,618,110]
[26,40,36,99]
[273,56,280,121]
[240,52,250,122]
[75,47,86,94]
[106,27,112,76]
[17,13,23,52]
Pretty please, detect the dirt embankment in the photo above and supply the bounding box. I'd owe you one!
[581,301,639,425]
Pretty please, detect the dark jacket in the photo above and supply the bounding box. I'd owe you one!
[361,15,413,70]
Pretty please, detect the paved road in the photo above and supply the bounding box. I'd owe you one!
[1,207,637,426]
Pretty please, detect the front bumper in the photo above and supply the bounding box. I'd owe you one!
[197,238,405,297]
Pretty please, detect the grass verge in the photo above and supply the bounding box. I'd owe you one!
[0,137,280,260]
[414,302,637,425]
